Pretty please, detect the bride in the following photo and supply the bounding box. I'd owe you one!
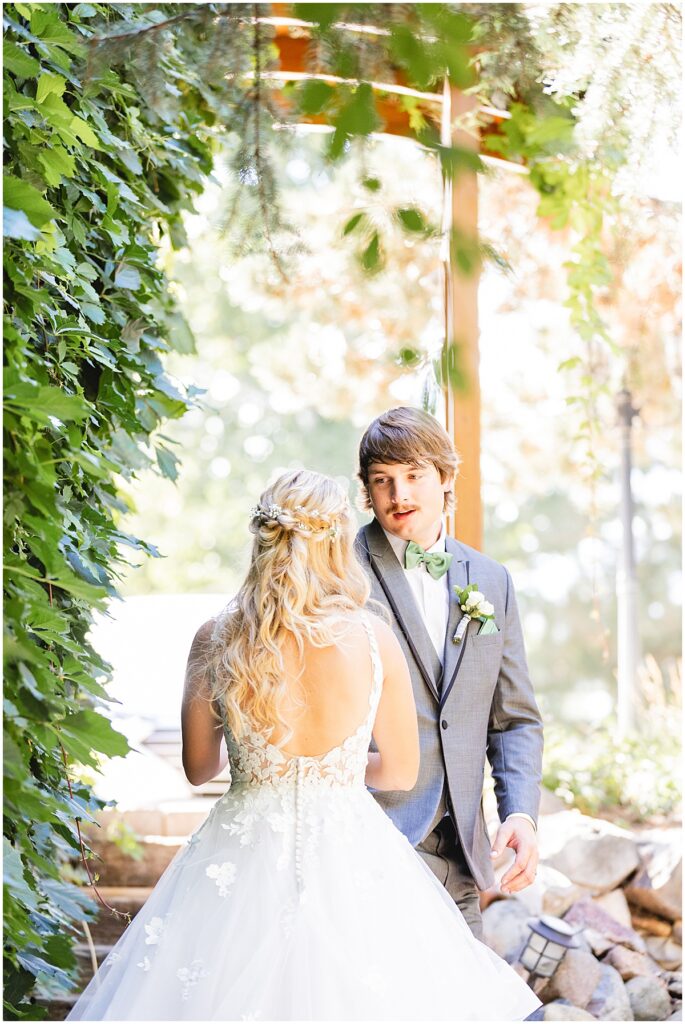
[67,469,542,1021]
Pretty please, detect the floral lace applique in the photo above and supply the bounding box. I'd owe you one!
[177,959,210,1001]
[220,791,268,847]
[215,616,383,896]
[206,861,237,897]
[136,956,151,972]
[144,916,165,946]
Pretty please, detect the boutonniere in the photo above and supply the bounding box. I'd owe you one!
[452,584,496,644]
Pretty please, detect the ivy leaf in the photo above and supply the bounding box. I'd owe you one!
[30,7,85,56]
[17,950,71,983]
[4,381,90,424]
[36,73,67,104]
[81,302,106,324]
[156,445,180,481]
[114,264,141,290]
[293,3,341,30]
[343,212,365,236]
[336,83,379,137]
[298,79,334,116]
[360,232,382,272]
[37,146,76,187]
[3,40,40,79]
[3,207,42,241]
[2,176,56,228]
[165,311,196,354]
[3,840,39,914]
[390,25,433,90]
[396,207,427,233]
[57,710,130,763]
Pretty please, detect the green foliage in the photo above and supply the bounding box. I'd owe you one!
[542,717,681,824]
[2,3,222,1016]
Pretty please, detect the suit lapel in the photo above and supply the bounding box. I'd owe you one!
[441,538,470,709]
[362,520,441,701]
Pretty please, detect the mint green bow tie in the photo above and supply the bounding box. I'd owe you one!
[404,541,453,580]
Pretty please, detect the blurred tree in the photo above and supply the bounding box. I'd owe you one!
[122,132,680,727]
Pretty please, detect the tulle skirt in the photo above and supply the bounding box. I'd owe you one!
[67,781,541,1021]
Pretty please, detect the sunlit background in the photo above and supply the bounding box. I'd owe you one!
[93,130,680,772]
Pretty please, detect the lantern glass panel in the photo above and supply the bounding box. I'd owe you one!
[521,946,540,971]
[529,933,548,953]
[545,940,567,960]
[536,956,558,977]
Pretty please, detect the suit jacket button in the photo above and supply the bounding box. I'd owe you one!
[441,719,448,729]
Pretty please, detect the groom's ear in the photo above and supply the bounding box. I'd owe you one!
[441,471,455,493]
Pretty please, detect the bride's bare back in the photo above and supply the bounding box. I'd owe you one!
[270,615,378,757]
[182,612,418,792]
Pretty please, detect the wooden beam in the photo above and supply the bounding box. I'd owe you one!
[442,82,482,549]
[266,23,519,160]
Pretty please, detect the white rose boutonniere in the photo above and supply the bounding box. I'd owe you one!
[452,584,497,644]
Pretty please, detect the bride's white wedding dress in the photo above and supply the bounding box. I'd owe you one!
[67,618,541,1021]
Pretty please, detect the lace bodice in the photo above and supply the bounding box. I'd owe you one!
[222,615,383,790]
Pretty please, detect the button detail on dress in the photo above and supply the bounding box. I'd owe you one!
[441,719,448,730]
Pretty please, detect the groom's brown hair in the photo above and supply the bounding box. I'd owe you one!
[357,407,460,513]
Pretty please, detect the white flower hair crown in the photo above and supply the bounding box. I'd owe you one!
[249,502,342,539]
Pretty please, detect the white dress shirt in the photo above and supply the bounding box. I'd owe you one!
[383,524,450,666]
[383,523,537,834]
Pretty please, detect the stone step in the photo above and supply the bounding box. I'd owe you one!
[142,727,230,796]
[96,798,215,838]
[86,834,186,887]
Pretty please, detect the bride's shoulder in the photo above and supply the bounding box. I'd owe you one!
[362,610,402,659]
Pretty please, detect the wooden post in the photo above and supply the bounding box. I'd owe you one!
[442,80,482,549]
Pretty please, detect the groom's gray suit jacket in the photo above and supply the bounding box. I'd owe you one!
[356,519,543,891]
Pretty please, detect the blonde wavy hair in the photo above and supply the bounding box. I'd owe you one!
[206,469,371,743]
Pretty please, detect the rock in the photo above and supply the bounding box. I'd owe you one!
[584,928,615,956]
[542,1000,598,1021]
[631,911,674,937]
[511,864,586,918]
[565,898,647,954]
[538,949,602,1008]
[541,812,640,893]
[662,971,682,997]
[481,898,533,963]
[586,962,635,1020]
[668,1011,682,1021]
[624,975,672,1021]
[545,882,590,918]
[540,787,572,815]
[604,945,662,981]
[645,936,683,970]
[625,831,682,922]
[673,922,683,944]
[594,889,633,928]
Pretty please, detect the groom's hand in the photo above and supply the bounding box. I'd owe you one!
[490,818,538,895]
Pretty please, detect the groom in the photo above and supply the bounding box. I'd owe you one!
[356,407,543,940]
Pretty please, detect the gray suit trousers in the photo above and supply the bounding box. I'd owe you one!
[417,812,483,941]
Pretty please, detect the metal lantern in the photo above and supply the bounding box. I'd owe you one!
[520,914,583,988]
